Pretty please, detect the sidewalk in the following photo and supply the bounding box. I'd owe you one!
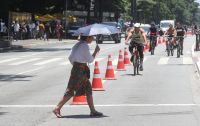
[191,36,200,75]
[0,38,77,51]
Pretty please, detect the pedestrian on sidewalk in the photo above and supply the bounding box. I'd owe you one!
[53,35,103,118]
[44,22,51,41]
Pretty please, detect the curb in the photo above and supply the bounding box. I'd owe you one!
[0,39,78,52]
[191,40,200,76]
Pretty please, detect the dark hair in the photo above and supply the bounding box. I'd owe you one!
[80,36,88,41]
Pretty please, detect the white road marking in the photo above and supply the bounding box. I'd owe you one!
[0,58,21,64]
[91,58,104,65]
[9,58,42,65]
[158,57,169,65]
[21,52,47,57]
[113,58,119,65]
[183,57,193,65]
[0,104,199,108]
[59,61,71,65]
[192,42,195,56]
[17,67,44,75]
[186,51,191,55]
[34,58,63,65]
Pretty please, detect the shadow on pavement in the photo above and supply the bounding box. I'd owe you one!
[0,112,8,116]
[0,74,34,81]
[61,114,108,119]
[121,74,143,76]
[8,47,72,53]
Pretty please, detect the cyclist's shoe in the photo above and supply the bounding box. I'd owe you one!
[140,65,143,71]
[140,58,144,71]
[181,50,183,55]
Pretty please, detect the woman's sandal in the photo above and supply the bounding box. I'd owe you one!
[53,108,62,118]
[90,111,103,117]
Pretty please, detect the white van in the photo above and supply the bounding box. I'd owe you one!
[160,20,175,32]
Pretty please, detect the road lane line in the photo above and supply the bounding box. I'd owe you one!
[0,58,21,64]
[158,57,169,65]
[59,61,71,65]
[113,58,118,66]
[0,104,199,108]
[9,58,42,65]
[21,52,47,57]
[34,58,63,65]
[17,67,44,75]
[91,58,104,65]
[183,57,193,65]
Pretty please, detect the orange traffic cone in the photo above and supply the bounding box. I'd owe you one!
[124,47,131,65]
[116,50,126,71]
[71,95,87,105]
[144,43,149,53]
[92,61,105,91]
[104,55,116,80]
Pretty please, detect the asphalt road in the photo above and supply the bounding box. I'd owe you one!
[0,36,200,126]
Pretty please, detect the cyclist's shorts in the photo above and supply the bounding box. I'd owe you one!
[176,36,184,41]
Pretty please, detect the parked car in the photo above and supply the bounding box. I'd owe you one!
[96,22,121,44]
[66,25,82,39]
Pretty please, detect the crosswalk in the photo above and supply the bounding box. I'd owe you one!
[0,56,194,66]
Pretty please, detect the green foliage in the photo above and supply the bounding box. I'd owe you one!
[116,0,200,25]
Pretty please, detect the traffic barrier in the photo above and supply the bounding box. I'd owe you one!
[92,61,105,91]
[116,50,126,71]
[124,47,131,65]
[71,95,87,105]
[104,55,116,80]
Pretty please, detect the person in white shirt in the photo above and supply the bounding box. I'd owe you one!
[53,35,103,118]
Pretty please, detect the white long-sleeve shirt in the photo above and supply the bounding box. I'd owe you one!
[69,41,94,65]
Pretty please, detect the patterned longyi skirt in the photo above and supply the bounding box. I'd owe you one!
[64,62,92,96]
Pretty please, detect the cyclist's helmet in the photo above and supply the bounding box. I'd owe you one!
[169,23,173,28]
[134,23,141,28]
[151,22,155,26]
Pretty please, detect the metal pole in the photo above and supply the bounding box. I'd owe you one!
[133,0,137,22]
[65,0,68,39]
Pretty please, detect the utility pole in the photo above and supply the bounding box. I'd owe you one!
[133,0,137,22]
[65,0,68,39]
[131,0,137,25]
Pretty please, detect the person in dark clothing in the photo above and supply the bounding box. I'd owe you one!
[44,23,51,41]
[176,22,185,55]
[148,22,157,51]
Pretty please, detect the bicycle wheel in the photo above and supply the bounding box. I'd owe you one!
[151,42,154,55]
[167,44,170,56]
[136,58,140,75]
[177,42,180,58]
[170,44,174,56]
[132,55,136,76]
[171,49,174,56]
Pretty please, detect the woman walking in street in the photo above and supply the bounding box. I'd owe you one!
[53,35,103,118]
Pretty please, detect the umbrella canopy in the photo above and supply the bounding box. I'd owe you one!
[73,23,121,36]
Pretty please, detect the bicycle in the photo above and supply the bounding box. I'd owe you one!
[165,36,174,56]
[129,43,140,76]
[176,36,184,58]
[149,35,157,55]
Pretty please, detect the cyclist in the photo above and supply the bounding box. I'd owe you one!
[164,24,177,50]
[125,23,148,71]
[175,22,185,55]
[148,22,157,52]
